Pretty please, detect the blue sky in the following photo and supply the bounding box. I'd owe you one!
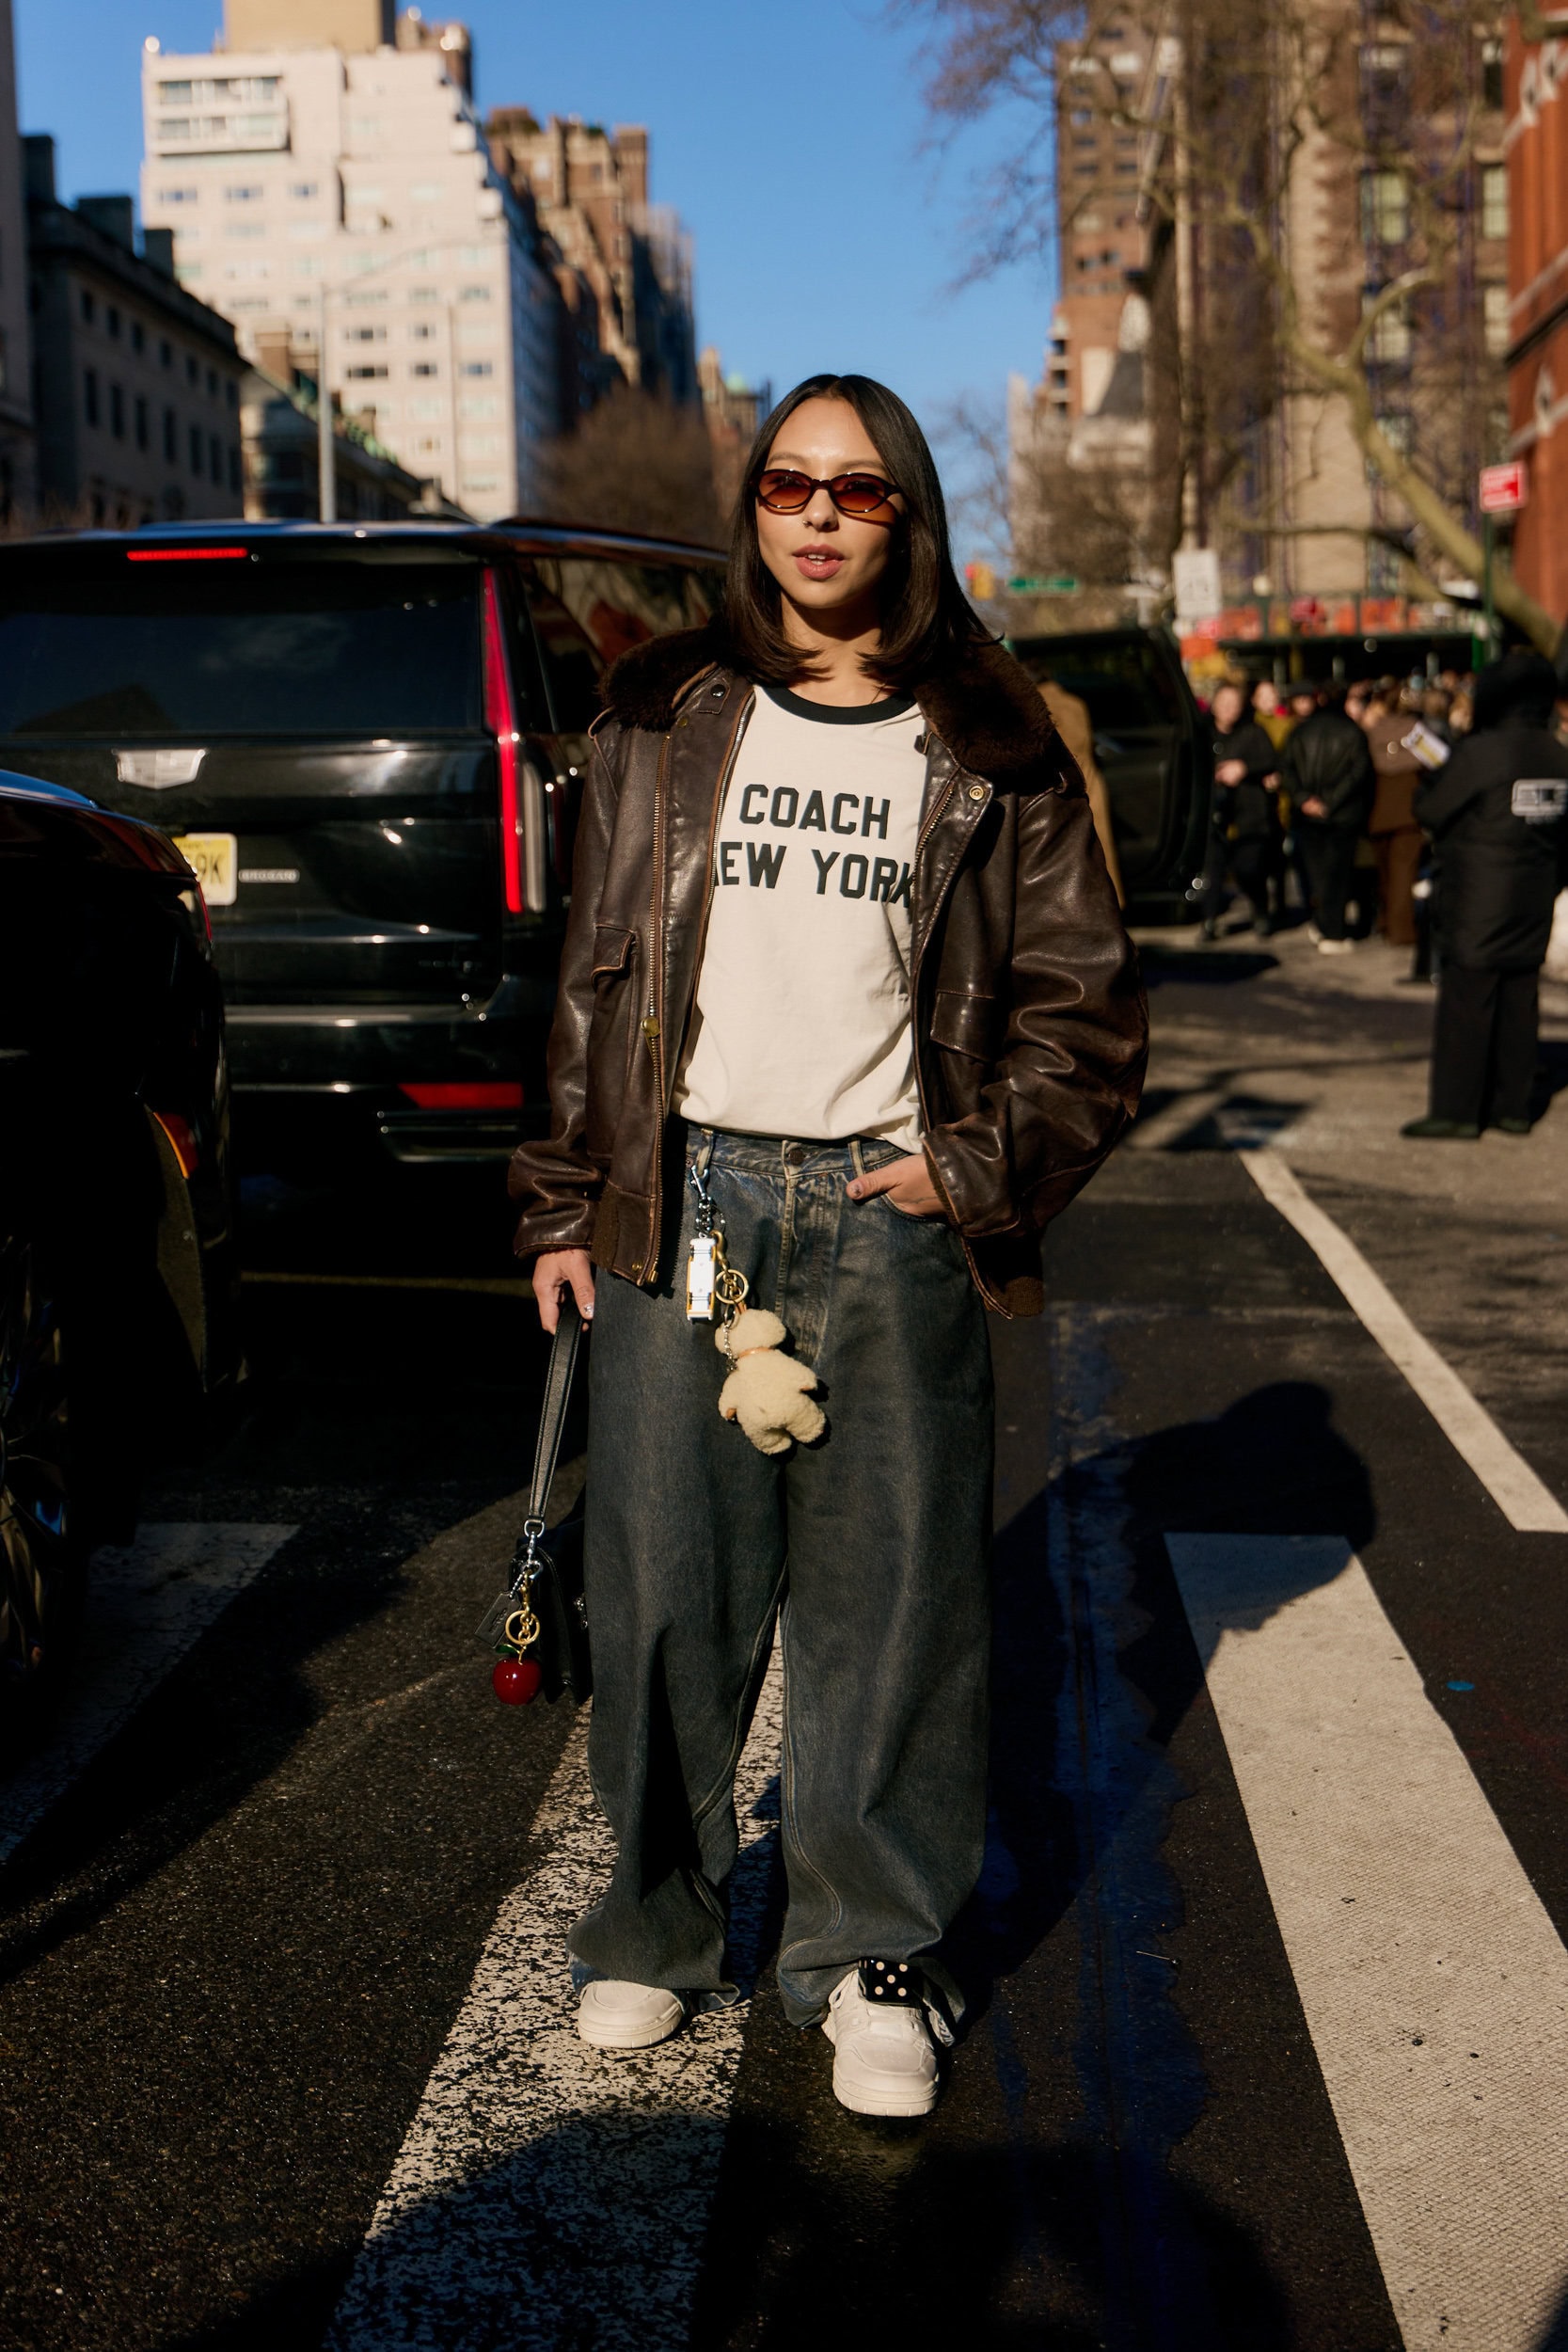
[15,0,1056,469]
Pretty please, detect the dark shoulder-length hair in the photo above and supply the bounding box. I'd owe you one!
[723,372,990,694]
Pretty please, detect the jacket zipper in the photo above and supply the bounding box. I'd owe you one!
[638,681,752,1285]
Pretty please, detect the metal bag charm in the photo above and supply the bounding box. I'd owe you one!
[488,1516,546,1705]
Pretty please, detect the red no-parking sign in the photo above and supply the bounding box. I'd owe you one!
[1479,461,1528,513]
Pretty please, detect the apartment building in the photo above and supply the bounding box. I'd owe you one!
[138,0,562,520]
[0,0,34,515]
[486,110,700,411]
[25,138,244,525]
[1013,6,1508,632]
[1046,22,1152,422]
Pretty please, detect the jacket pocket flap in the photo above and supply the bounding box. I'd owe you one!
[591,923,635,977]
[929,988,997,1057]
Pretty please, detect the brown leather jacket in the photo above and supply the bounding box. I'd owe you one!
[508,624,1148,1316]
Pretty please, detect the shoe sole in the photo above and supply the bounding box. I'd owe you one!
[831,2064,938,2118]
[578,2006,684,2051]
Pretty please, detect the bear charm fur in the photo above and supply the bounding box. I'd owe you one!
[716,1308,825,1455]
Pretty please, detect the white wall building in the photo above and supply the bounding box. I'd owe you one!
[139,31,560,518]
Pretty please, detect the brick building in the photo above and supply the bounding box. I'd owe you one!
[1504,25,1568,633]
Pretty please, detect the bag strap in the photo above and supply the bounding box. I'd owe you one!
[528,1295,582,1525]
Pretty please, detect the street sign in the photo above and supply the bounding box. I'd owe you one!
[1173,546,1222,623]
[1007,574,1078,594]
[1479,461,1528,514]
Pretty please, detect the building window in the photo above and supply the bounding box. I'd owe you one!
[1481,164,1508,242]
[210,434,222,482]
[457,285,490,303]
[157,186,199,204]
[226,378,237,407]
[290,181,319,199]
[344,325,385,342]
[206,367,218,397]
[412,361,438,376]
[81,288,95,325]
[460,360,493,376]
[131,319,145,354]
[186,355,198,386]
[410,322,436,340]
[1481,36,1503,110]
[135,394,149,451]
[228,447,241,493]
[1483,282,1510,355]
[190,423,202,473]
[107,304,121,339]
[110,383,125,438]
[164,405,177,459]
[84,367,99,425]
[1361,168,1409,246]
[409,286,439,304]
[1366,292,1412,362]
[225,184,263,202]
[160,338,172,369]
[346,363,388,378]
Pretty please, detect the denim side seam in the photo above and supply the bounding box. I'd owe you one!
[689,1565,787,1836]
[775,1594,846,1994]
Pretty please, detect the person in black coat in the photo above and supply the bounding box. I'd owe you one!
[1198,680,1283,936]
[1402,651,1568,1139]
[1278,687,1375,951]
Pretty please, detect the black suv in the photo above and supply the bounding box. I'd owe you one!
[1008,626,1210,924]
[0,520,724,1168]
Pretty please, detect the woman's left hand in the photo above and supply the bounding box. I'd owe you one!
[847,1152,948,1218]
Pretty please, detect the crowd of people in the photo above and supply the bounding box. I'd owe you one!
[1192,653,1568,1139]
[1196,668,1476,953]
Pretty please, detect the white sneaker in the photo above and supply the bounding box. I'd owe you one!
[822,1964,939,2117]
[1317,935,1356,955]
[577,1980,685,2050]
[1306,922,1322,943]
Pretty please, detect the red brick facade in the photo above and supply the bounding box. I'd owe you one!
[1506,26,1568,627]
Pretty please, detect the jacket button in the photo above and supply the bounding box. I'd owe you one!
[967,784,987,803]
[631,1261,643,1276]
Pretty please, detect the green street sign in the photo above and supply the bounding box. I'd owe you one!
[1007,574,1078,594]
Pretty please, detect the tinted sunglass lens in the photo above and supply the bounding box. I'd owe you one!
[832,475,893,515]
[757,470,812,512]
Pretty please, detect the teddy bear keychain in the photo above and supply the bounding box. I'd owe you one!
[687,1161,825,1456]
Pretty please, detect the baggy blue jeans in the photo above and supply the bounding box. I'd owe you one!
[570,1126,994,2027]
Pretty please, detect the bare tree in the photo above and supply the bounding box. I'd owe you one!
[534,384,723,545]
[909,0,1555,648]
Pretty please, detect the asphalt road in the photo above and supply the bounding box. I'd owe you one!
[3,927,1566,2352]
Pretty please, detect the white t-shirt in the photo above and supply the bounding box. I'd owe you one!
[673,684,927,1148]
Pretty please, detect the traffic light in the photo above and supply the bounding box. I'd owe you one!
[966,562,997,601]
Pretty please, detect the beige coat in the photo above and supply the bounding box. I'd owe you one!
[1038,681,1125,904]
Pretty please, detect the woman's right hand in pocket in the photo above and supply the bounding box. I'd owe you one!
[532,1248,595,1333]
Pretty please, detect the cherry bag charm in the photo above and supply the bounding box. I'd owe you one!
[493,1586,546,1705]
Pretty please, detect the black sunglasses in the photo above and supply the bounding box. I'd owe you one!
[754,468,902,520]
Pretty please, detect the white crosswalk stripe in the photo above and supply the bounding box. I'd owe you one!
[1169,1534,1568,2352]
[327,1651,784,2352]
[0,1520,297,1867]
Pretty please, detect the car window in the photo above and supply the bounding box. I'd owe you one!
[534,554,723,665]
[1010,633,1183,731]
[524,578,604,734]
[0,555,483,739]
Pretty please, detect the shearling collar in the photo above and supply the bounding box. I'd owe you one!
[600,622,1074,794]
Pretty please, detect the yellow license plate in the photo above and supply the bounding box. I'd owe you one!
[172,832,238,907]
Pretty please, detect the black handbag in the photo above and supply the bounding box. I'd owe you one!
[477,1297,591,1705]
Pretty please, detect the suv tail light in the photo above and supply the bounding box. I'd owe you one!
[483,573,547,916]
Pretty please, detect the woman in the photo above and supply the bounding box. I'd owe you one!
[1199,679,1282,937]
[509,374,1146,2117]
[1403,650,1568,1139]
